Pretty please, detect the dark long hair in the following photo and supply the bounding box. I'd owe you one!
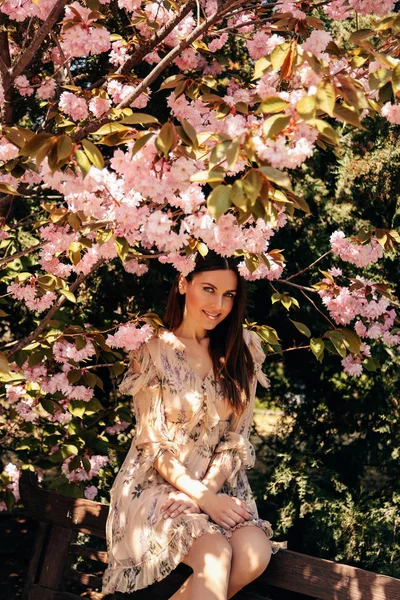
[163,251,254,415]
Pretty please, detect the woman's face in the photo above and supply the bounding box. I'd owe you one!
[179,269,238,331]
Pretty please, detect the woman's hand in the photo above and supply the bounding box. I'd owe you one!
[201,493,253,530]
[161,490,201,519]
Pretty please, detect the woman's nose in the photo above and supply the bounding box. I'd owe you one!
[211,296,223,309]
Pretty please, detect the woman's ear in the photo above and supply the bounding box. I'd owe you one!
[178,275,187,295]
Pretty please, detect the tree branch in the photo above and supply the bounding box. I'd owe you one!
[72,0,242,142]
[300,289,337,329]
[0,242,45,267]
[275,279,317,294]
[8,257,106,357]
[7,0,68,90]
[285,250,332,282]
[116,0,240,110]
[91,0,197,89]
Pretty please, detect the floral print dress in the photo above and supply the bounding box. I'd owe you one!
[101,328,280,595]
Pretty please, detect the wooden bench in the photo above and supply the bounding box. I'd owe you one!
[19,470,400,600]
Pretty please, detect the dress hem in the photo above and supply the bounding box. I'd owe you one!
[101,516,279,595]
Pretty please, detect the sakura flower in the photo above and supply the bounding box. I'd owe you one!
[59,92,89,122]
[106,323,154,352]
[14,75,34,97]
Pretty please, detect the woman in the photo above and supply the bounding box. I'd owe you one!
[102,251,279,599]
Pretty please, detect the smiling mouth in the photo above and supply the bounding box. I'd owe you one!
[203,310,221,320]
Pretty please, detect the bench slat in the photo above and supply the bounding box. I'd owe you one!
[262,549,400,600]
[69,543,108,564]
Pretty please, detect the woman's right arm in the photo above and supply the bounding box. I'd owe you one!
[129,354,252,529]
[153,450,253,529]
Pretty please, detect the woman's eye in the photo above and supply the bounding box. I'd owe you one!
[225,293,235,299]
[204,287,213,292]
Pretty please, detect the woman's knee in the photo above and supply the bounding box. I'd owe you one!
[182,532,232,573]
[230,527,272,584]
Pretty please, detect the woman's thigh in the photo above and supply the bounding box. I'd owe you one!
[181,531,232,572]
[229,525,272,581]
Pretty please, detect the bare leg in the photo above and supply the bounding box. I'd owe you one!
[227,526,272,599]
[168,532,232,600]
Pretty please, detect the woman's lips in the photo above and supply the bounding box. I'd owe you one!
[203,310,221,320]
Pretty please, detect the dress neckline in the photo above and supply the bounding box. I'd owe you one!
[160,329,214,383]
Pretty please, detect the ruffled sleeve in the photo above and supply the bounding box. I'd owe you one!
[120,341,180,470]
[202,329,269,488]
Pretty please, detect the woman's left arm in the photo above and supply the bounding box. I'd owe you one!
[201,329,270,494]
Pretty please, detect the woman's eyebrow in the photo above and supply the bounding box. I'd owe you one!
[202,282,237,293]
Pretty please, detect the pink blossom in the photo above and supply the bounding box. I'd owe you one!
[381,102,400,125]
[341,355,363,377]
[5,384,27,404]
[89,96,111,118]
[7,281,56,313]
[53,339,96,363]
[123,259,149,276]
[330,231,384,267]
[105,419,130,435]
[208,34,229,52]
[238,258,284,281]
[174,48,199,71]
[106,323,154,352]
[37,78,56,100]
[3,463,20,502]
[109,40,129,66]
[158,253,196,276]
[15,398,39,422]
[0,137,19,162]
[59,92,89,122]
[84,485,98,500]
[62,454,108,483]
[327,267,342,277]
[14,75,34,97]
[118,0,142,12]
[302,30,332,56]
[247,32,285,61]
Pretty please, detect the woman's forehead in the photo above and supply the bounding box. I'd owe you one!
[194,269,237,288]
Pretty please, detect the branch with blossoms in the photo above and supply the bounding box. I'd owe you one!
[1,0,400,506]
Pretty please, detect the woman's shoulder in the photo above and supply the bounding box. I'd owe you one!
[243,328,266,366]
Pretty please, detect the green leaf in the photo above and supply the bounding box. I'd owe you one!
[258,97,290,114]
[314,119,340,146]
[190,170,225,183]
[0,352,11,375]
[93,122,132,135]
[82,139,104,169]
[115,237,130,261]
[0,182,22,196]
[253,56,270,80]
[59,289,77,303]
[207,185,232,221]
[259,166,292,190]
[325,330,347,358]
[258,326,280,346]
[310,338,325,362]
[120,113,159,125]
[263,114,291,138]
[155,122,177,157]
[296,95,317,121]
[369,68,392,91]
[316,81,336,117]
[333,104,362,128]
[69,400,86,418]
[231,180,247,211]
[131,132,154,157]
[290,320,311,338]
[271,42,291,72]
[363,357,381,372]
[340,328,361,354]
[74,149,91,178]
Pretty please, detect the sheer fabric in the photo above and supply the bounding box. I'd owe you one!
[102,328,279,594]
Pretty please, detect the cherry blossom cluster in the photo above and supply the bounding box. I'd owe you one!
[60,2,110,59]
[7,280,57,313]
[0,0,57,22]
[61,453,109,483]
[106,322,154,352]
[319,274,399,341]
[0,463,20,511]
[330,231,384,268]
